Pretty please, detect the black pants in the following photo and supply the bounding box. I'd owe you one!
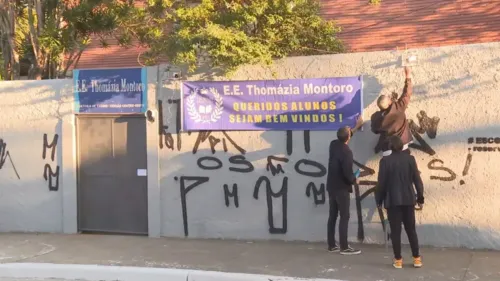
[327,190,350,250]
[387,205,420,259]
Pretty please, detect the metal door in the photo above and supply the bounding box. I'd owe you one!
[77,115,148,235]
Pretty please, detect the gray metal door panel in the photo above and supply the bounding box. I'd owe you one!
[77,116,148,235]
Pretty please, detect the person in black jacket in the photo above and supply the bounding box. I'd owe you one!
[376,135,424,269]
[371,66,413,156]
[326,118,363,255]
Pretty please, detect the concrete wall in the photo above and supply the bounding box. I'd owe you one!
[1,42,499,250]
[0,79,74,232]
[159,42,500,249]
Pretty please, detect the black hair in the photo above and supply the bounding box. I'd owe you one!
[390,135,404,152]
[337,126,351,143]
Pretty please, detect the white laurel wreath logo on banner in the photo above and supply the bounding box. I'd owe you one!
[186,87,223,123]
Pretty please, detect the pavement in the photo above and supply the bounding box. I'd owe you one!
[0,233,499,281]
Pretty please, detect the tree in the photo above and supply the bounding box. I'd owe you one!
[24,0,121,79]
[0,1,23,80]
[115,0,344,75]
[1,0,124,80]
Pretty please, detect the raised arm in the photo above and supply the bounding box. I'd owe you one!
[351,115,364,135]
[411,156,424,204]
[396,66,413,109]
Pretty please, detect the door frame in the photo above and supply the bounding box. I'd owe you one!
[75,114,149,235]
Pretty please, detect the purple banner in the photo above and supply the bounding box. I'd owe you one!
[182,77,363,131]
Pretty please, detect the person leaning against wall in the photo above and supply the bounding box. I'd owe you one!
[375,135,425,269]
[326,117,363,255]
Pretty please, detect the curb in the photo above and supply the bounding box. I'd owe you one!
[0,263,345,281]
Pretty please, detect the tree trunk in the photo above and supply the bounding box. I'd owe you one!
[0,1,20,80]
[62,48,85,77]
[27,0,44,80]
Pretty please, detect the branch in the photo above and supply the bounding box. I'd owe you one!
[27,0,40,62]
[35,0,43,36]
[62,48,85,77]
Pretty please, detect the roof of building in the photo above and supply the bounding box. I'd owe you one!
[74,0,500,69]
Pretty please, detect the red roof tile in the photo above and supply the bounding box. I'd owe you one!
[74,0,500,69]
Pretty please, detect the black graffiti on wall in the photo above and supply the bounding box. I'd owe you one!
[352,110,482,241]
[266,156,289,176]
[173,127,327,236]
[458,136,500,184]
[176,151,256,236]
[176,176,210,237]
[402,110,440,157]
[197,156,223,170]
[192,131,246,155]
[408,111,465,184]
[158,97,250,156]
[428,159,457,181]
[414,110,440,139]
[0,138,21,179]
[305,182,325,205]
[42,134,59,191]
[194,155,254,173]
[286,130,311,155]
[253,176,288,234]
[468,137,500,152]
[43,164,60,191]
[224,184,239,208]
[285,130,325,206]
[168,101,473,239]
[353,110,446,241]
[352,160,377,241]
[228,155,254,173]
[158,99,249,156]
[158,99,182,151]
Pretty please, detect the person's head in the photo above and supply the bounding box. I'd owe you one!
[377,95,392,111]
[337,126,352,144]
[389,135,404,152]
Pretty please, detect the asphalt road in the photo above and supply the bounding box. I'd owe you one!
[1,233,500,281]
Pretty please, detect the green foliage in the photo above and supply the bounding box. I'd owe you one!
[1,0,128,79]
[117,0,344,75]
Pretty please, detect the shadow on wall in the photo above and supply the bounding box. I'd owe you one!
[158,45,500,247]
[0,80,73,125]
[0,130,63,232]
[160,125,339,238]
[361,221,500,250]
[417,223,500,250]
[362,75,384,105]
[0,173,64,232]
[161,132,500,250]
[76,116,149,234]
[0,123,62,192]
[157,95,495,245]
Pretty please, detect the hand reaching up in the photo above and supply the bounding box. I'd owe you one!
[404,66,411,79]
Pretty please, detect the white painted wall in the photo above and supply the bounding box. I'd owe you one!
[1,42,499,250]
[0,79,73,232]
[159,42,500,250]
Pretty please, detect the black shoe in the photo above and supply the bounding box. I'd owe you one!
[340,246,361,255]
[328,246,340,252]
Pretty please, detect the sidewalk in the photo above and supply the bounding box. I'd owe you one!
[0,233,499,281]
